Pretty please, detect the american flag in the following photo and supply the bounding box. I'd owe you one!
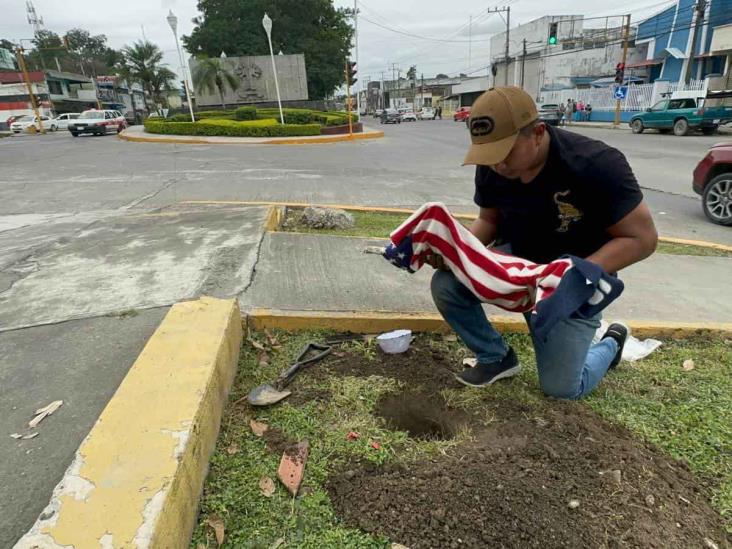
[384,203,623,329]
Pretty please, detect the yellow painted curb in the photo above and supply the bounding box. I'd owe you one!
[248,308,732,339]
[16,296,242,549]
[263,204,285,232]
[118,129,384,146]
[657,236,732,253]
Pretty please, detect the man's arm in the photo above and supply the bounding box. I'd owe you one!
[426,207,500,270]
[470,207,501,245]
[586,202,657,273]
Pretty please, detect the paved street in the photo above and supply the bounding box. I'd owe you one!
[3,121,730,243]
[0,121,730,546]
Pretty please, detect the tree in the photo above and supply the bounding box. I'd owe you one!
[192,56,239,109]
[120,41,177,107]
[406,65,417,81]
[435,73,449,79]
[183,0,354,99]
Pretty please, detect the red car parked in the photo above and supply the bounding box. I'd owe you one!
[453,106,471,122]
[693,141,732,226]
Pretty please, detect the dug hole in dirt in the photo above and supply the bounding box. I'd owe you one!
[314,341,730,549]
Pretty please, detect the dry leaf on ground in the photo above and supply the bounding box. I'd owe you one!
[259,476,276,497]
[264,329,281,348]
[270,538,285,549]
[206,515,225,545]
[250,419,269,437]
[248,338,266,351]
[226,443,239,455]
[443,334,458,342]
[28,400,63,428]
[682,359,695,371]
[258,351,270,367]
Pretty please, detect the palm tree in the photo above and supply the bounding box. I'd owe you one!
[119,40,176,107]
[192,56,239,109]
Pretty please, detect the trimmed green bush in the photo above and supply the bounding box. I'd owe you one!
[235,106,257,120]
[144,119,321,138]
[256,108,313,125]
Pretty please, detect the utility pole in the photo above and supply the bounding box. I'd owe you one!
[14,47,45,134]
[486,7,512,87]
[345,60,353,138]
[421,73,424,110]
[504,6,511,86]
[354,0,361,115]
[520,38,527,88]
[380,71,385,109]
[613,14,631,127]
[683,0,707,84]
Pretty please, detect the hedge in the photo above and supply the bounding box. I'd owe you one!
[199,118,279,128]
[235,106,257,120]
[144,119,321,138]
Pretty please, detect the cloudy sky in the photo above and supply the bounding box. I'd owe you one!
[0,0,674,83]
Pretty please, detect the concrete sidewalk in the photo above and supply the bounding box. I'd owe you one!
[241,232,732,325]
[570,120,732,134]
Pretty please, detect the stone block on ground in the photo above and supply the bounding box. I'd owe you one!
[301,206,354,230]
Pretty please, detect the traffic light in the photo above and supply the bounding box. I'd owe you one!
[548,22,558,45]
[614,62,625,85]
[346,61,357,86]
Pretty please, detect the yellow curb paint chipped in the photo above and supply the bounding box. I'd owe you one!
[264,204,285,232]
[657,236,732,253]
[15,297,242,549]
[248,308,528,334]
[118,129,384,146]
[247,308,732,338]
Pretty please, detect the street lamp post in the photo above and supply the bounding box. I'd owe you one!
[167,10,196,122]
[262,13,285,125]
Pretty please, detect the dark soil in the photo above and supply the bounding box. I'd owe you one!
[376,391,470,440]
[318,341,730,549]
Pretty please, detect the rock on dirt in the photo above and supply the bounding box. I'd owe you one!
[301,206,354,230]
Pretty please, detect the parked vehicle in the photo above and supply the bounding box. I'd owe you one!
[453,106,471,122]
[693,142,732,226]
[538,104,561,126]
[400,110,418,122]
[373,109,384,118]
[629,97,732,136]
[380,109,402,124]
[52,113,80,131]
[68,109,127,136]
[418,107,435,120]
[9,115,56,133]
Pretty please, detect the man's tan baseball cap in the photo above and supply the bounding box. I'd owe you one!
[463,86,539,166]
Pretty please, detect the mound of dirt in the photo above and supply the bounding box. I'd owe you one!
[322,343,729,549]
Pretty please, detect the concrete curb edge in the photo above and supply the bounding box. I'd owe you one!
[247,308,732,339]
[15,297,242,549]
[118,128,384,146]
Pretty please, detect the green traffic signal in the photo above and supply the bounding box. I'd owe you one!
[548,36,557,45]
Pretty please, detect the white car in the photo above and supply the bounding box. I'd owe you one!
[400,110,418,122]
[53,113,80,130]
[10,114,56,133]
[68,109,127,136]
[418,107,435,120]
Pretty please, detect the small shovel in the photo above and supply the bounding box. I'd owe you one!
[247,342,332,406]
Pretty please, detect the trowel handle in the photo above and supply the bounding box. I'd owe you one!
[278,343,332,387]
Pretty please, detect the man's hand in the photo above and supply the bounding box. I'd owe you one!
[425,254,449,271]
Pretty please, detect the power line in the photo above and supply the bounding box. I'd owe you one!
[358,14,494,43]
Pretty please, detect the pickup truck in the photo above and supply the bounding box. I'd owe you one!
[629,97,732,136]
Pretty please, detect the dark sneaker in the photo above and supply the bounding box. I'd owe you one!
[602,323,630,369]
[455,347,521,387]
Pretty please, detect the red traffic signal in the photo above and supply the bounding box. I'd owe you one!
[347,61,357,86]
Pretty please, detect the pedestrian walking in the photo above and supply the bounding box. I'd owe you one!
[428,86,657,399]
[566,99,573,125]
[585,103,593,122]
[559,102,566,126]
[436,106,443,120]
[572,99,578,122]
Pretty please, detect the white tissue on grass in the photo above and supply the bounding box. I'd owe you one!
[592,320,662,362]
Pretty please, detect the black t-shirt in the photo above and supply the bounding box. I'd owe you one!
[473,126,643,264]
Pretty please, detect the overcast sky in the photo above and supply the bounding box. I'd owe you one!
[0,0,674,84]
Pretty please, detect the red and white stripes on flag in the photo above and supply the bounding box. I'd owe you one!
[388,202,574,313]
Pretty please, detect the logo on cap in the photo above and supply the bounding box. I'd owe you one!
[469,116,494,137]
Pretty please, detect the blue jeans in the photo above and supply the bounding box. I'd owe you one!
[431,270,618,400]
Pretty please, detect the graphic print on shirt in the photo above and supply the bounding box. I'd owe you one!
[553,190,583,232]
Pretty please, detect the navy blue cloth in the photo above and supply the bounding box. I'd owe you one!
[530,255,624,341]
[383,236,415,272]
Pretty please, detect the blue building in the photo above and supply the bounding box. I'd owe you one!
[635,0,732,82]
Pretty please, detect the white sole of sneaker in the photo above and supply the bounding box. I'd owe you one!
[454,364,522,388]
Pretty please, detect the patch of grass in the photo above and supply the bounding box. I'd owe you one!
[280,209,732,259]
[656,240,732,258]
[585,336,732,530]
[194,330,732,545]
